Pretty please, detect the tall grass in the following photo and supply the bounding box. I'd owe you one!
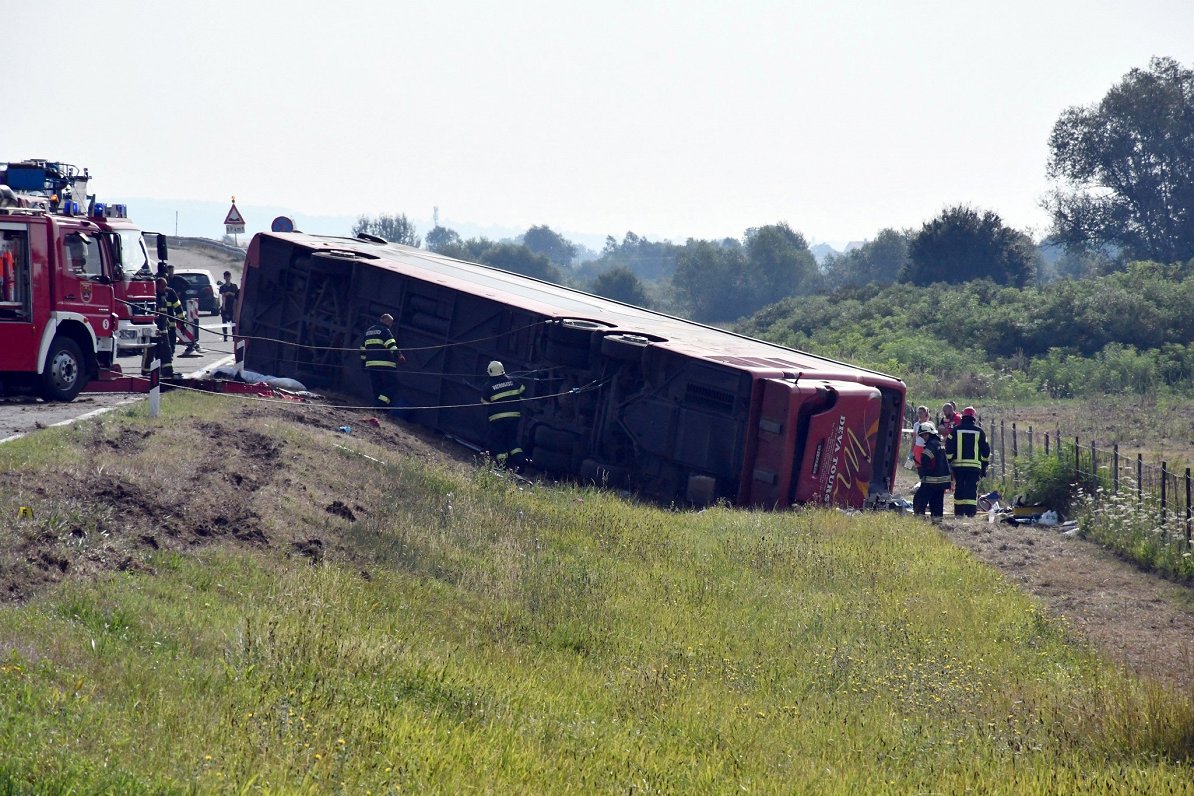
[0,400,1192,793]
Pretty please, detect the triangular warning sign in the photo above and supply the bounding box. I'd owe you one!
[224,204,245,225]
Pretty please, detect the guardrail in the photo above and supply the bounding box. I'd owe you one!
[165,236,245,258]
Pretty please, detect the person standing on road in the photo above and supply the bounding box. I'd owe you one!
[481,360,527,471]
[149,277,178,378]
[946,406,990,517]
[913,422,951,522]
[359,313,405,412]
[218,270,239,341]
[167,265,202,356]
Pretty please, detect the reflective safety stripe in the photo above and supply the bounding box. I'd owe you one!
[952,429,983,467]
[365,361,398,368]
[494,447,524,463]
[377,394,392,404]
[489,387,524,401]
[489,411,521,421]
[922,475,952,485]
[953,498,977,506]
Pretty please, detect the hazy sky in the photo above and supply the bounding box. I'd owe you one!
[6,1,1194,248]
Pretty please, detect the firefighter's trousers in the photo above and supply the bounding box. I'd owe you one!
[953,468,981,517]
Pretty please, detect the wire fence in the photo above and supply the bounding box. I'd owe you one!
[985,417,1194,548]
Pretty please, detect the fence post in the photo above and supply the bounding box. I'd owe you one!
[1027,426,1033,458]
[1161,461,1168,536]
[1112,443,1119,496]
[999,420,1006,477]
[1137,454,1143,506]
[1012,422,1018,459]
[1074,437,1080,482]
[1056,427,1062,459]
[1090,440,1097,486]
[1185,467,1191,548]
[1044,431,1050,457]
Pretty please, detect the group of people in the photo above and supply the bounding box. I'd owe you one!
[359,313,527,470]
[909,401,991,522]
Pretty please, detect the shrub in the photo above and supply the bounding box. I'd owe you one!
[1013,450,1106,517]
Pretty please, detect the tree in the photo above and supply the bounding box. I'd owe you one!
[425,225,462,254]
[901,205,1038,287]
[823,228,911,288]
[742,223,820,306]
[522,225,578,267]
[1045,57,1194,263]
[478,242,562,284]
[581,231,680,283]
[352,213,421,247]
[671,240,749,322]
[590,266,650,307]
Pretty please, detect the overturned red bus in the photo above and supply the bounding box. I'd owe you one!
[236,232,906,509]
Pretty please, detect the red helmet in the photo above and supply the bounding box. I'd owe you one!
[961,406,977,418]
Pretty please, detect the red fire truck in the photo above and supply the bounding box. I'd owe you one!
[1,161,160,353]
[0,160,157,401]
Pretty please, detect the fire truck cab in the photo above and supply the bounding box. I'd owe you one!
[0,160,157,401]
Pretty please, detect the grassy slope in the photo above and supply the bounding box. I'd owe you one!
[0,393,1191,794]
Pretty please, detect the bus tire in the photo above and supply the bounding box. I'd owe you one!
[532,447,573,474]
[600,334,649,362]
[534,425,580,453]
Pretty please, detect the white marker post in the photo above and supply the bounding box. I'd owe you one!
[235,337,246,377]
[148,353,161,418]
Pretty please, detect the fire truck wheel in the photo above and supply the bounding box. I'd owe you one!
[40,337,86,402]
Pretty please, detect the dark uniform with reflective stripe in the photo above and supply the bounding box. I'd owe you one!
[946,416,990,516]
[483,374,526,468]
[144,284,180,378]
[162,286,182,353]
[914,434,952,520]
[359,322,402,409]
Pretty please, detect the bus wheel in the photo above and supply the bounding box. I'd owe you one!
[40,337,86,402]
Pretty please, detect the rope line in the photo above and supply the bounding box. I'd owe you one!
[128,372,609,412]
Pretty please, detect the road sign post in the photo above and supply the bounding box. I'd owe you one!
[224,197,246,244]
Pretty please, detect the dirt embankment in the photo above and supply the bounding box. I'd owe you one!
[3,402,1192,692]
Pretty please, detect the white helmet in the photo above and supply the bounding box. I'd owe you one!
[487,361,505,377]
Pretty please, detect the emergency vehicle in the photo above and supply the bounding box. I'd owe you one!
[1,160,159,351]
[0,160,159,401]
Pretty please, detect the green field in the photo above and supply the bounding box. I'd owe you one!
[0,394,1191,793]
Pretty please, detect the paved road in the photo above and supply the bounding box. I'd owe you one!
[0,320,235,443]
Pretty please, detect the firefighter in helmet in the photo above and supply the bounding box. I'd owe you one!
[946,406,990,517]
[359,313,405,412]
[913,422,951,522]
[145,277,180,378]
[482,360,527,470]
